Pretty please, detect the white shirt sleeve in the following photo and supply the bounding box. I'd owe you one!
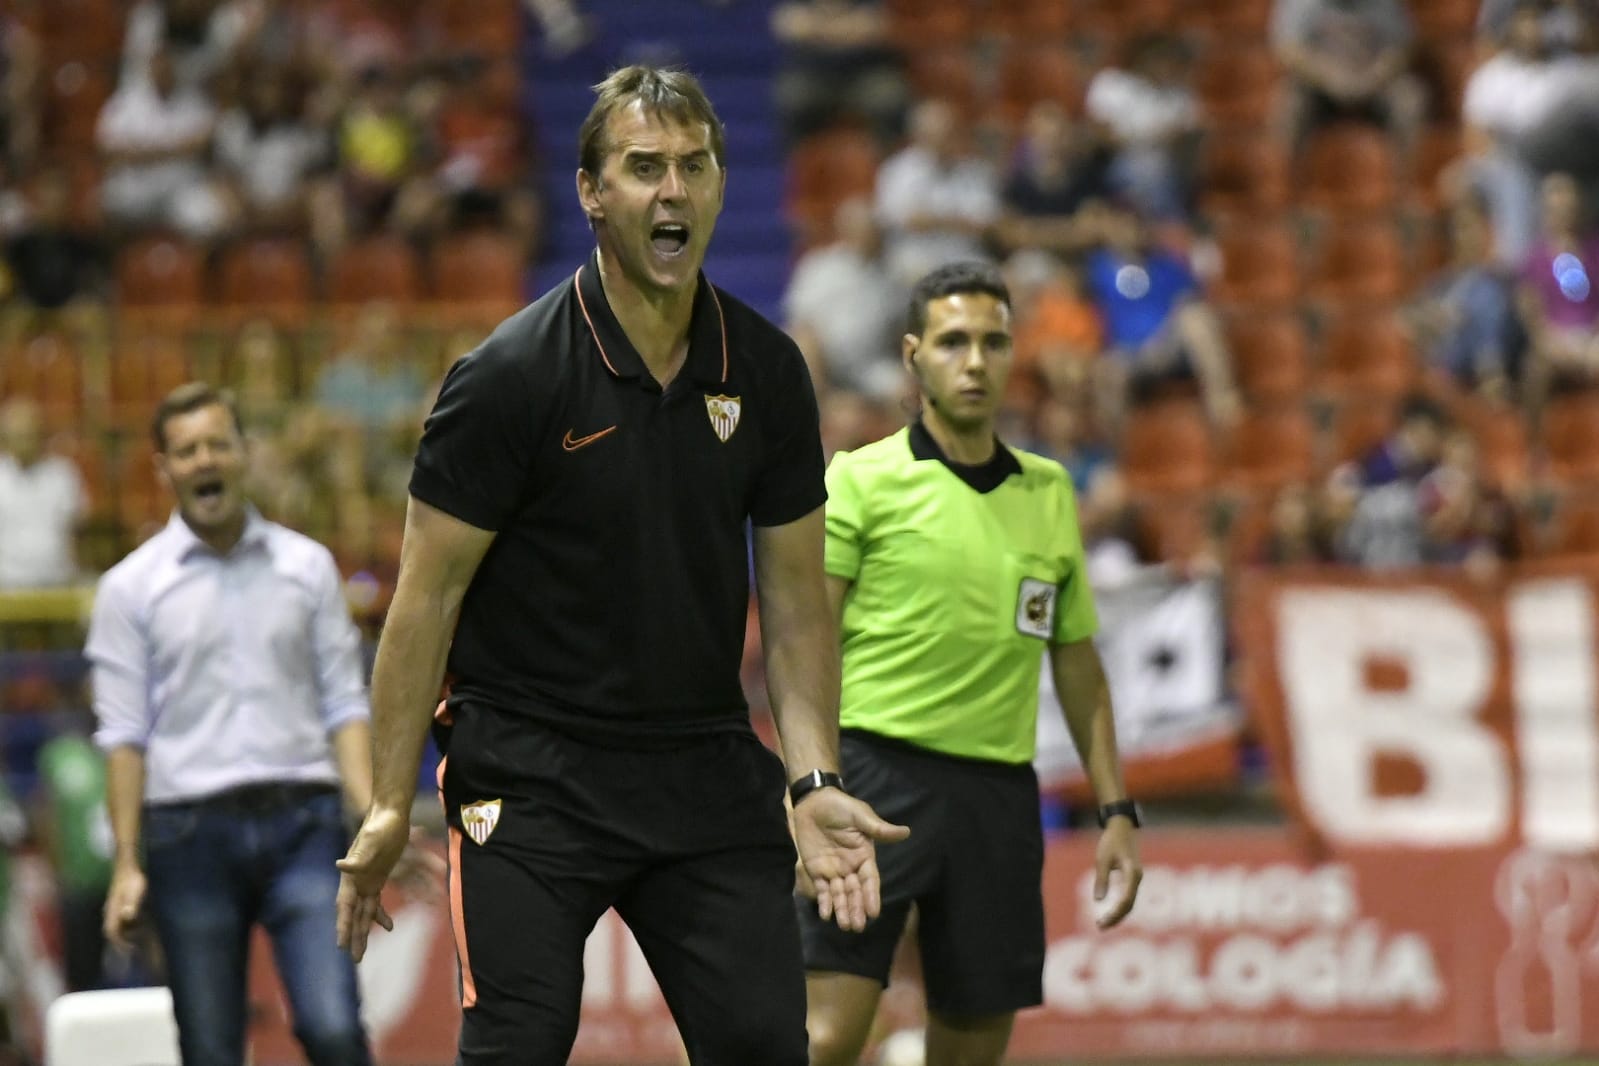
[86,570,153,751]
[309,548,370,733]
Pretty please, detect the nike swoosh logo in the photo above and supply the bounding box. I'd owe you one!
[562,425,617,452]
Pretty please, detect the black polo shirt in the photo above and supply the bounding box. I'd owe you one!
[410,251,826,741]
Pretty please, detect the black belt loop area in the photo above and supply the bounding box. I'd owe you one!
[148,781,340,812]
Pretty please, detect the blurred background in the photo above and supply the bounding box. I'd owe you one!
[2,0,1599,1062]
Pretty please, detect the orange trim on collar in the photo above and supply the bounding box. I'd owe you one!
[572,266,621,377]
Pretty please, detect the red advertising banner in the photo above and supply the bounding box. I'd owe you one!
[1235,563,1599,853]
[228,830,1599,1062]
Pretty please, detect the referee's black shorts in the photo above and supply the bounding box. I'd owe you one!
[439,701,807,1066]
[796,729,1046,1017]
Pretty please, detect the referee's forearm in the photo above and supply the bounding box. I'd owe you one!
[367,591,459,814]
[1052,641,1129,805]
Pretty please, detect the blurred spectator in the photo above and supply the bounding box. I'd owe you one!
[313,302,428,447]
[306,0,440,95]
[35,729,115,992]
[1081,200,1239,429]
[771,0,907,146]
[1479,0,1599,55]
[1326,394,1448,568]
[214,61,329,235]
[524,0,595,59]
[310,62,438,253]
[122,0,254,92]
[1460,0,1565,266]
[1257,483,1337,564]
[432,55,539,255]
[1085,33,1201,223]
[1416,427,1522,575]
[1271,0,1425,162]
[0,10,40,169]
[225,0,317,69]
[875,98,999,286]
[1407,193,1522,399]
[1517,171,1599,412]
[0,398,88,589]
[819,388,895,463]
[783,196,906,401]
[994,101,1109,257]
[96,44,230,242]
[1028,390,1129,551]
[4,166,107,313]
[1003,248,1104,407]
[227,317,299,430]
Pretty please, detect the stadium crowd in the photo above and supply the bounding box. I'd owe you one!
[1,0,1599,1055]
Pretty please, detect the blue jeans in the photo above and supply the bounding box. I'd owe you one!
[143,787,371,1066]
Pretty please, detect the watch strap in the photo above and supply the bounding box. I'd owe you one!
[789,769,845,807]
[1097,798,1142,828]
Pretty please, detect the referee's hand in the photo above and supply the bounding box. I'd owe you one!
[336,806,409,961]
[792,790,909,933]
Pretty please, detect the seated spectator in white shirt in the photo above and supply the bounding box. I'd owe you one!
[1271,0,1425,162]
[783,197,907,401]
[97,44,230,241]
[874,98,999,286]
[0,398,87,589]
[1085,33,1201,223]
[214,60,328,234]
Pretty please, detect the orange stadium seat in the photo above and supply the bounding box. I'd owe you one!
[1122,398,1214,494]
[1411,0,1482,40]
[1542,391,1599,485]
[1225,311,1311,403]
[1459,398,1530,494]
[1194,0,1274,36]
[327,236,422,306]
[438,0,521,58]
[1195,44,1278,128]
[430,231,526,307]
[1304,217,1408,307]
[1545,494,1599,558]
[1328,396,1399,466]
[1132,494,1214,565]
[995,44,1085,127]
[992,0,1073,39]
[903,47,981,119]
[1318,313,1418,401]
[1298,123,1399,215]
[1412,127,1465,212]
[1071,0,1177,52]
[1223,405,1317,494]
[1208,219,1301,309]
[45,59,114,152]
[40,0,122,63]
[0,334,84,433]
[110,334,193,429]
[1198,131,1291,219]
[116,236,205,308]
[884,0,973,48]
[1419,37,1477,123]
[216,238,313,316]
[784,127,880,244]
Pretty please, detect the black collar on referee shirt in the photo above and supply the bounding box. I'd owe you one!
[909,419,1021,494]
[574,249,730,392]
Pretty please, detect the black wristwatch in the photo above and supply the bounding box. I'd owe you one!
[789,769,845,807]
[1097,799,1142,828]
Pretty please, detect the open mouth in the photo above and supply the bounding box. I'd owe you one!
[193,479,225,503]
[650,222,689,257]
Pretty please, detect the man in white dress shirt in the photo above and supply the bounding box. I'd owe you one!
[0,398,87,589]
[86,383,386,1066]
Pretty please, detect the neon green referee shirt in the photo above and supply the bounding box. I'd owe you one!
[825,423,1099,764]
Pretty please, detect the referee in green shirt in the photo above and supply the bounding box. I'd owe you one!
[797,262,1143,1066]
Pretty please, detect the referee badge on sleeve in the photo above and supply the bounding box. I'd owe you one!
[460,799,502,845]
[1016,578,1057,639]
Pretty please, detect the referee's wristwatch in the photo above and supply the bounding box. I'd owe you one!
[1097,799,1142,828]
[789,769,845,807]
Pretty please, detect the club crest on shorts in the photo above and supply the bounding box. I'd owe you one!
[704,394,742,443]
[1016,577,1057,639]
[460,799,502,845]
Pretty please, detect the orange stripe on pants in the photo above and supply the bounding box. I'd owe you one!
[437,754,478,1009]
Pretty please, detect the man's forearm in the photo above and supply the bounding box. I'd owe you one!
[368,591,459,814]
[104,746,146,869]
[1052,643,1128,805]
[331,719,374,818]
[763,609,842,778]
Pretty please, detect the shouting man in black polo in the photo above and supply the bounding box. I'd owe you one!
[334,65,909,1066]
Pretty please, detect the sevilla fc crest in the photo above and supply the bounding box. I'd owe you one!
[460,799,502,845]
[704,394,742,443]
